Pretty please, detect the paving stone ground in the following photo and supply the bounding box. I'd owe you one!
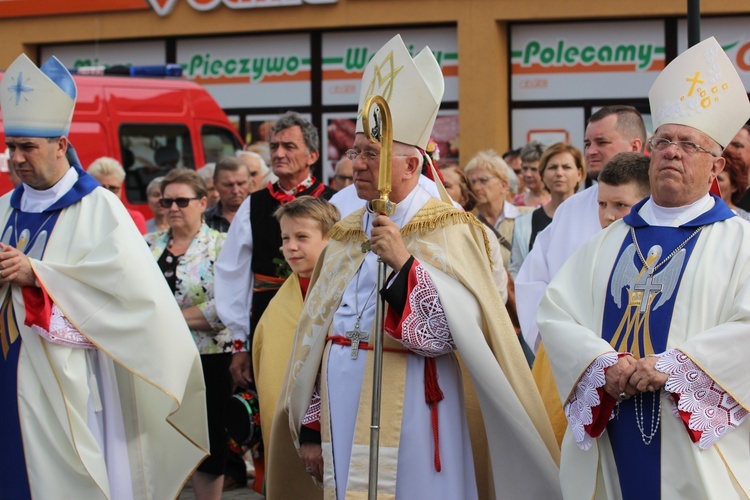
[178,480,264,500]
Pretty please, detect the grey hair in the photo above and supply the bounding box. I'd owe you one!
[394,141,424,171]
[271,111,320,154]
[464,150,510,183]
[146,176,165,196]
[88,157,126,183]
[198,163,215,182]
[519,141,546,163]
[236,150,270,175]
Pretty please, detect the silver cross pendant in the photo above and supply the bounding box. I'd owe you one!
[345,321,366,360]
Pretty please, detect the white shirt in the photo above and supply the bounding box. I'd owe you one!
[215,195,253,342]
[492,200,523,228]
[515,184,601,352]
[641,194,714,227]
[21,167,78,213]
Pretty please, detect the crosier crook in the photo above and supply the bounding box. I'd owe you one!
[361,94,395,500]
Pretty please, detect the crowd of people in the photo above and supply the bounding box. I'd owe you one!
[3,33,750,500]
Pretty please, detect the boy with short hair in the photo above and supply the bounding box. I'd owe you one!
[596,152,651,228]
[248,196,339,496]
[534,152,651,445]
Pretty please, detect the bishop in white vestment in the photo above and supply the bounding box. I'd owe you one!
[538,37,750,499]
[0,54,208,499]
[269,35,560,500]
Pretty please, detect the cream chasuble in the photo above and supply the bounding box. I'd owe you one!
[0,169,208,499]
[539,197,750,500]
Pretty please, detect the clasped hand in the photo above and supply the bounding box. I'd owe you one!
[0,243,36,287]
[370,215,410,271]
[603,354,669,400]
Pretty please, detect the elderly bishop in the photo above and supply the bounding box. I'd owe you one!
[538,37,750,499]
[268,35,560,500]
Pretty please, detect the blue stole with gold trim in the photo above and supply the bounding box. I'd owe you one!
[0,165,97,499]
[602,195,733,499]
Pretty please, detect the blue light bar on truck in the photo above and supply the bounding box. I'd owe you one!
[69,64,183,77]
[129,64,183,77]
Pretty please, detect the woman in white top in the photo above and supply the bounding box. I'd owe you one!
[509,142,585,277]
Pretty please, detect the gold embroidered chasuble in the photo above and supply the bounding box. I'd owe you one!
[272,198,560,499]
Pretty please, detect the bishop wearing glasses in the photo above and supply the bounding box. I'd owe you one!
[538,37,750,499]
[269,35,560,500]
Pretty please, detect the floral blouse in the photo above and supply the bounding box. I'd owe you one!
[145,224,231,354]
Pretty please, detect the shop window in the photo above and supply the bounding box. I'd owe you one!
[119,124,194,204]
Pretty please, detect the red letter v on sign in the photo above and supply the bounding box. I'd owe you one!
[148,0,179,16]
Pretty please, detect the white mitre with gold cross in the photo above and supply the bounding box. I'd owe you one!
[649,36,750,148]
[356,34,444,150]
[0,54,77,138]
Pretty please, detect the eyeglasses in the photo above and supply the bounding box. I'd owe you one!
[648,137,718,157]
[159,197,201,208]
[101,184,121,194]
[344,149,379,162]
[469,176,498,186]
[344,149,413,162]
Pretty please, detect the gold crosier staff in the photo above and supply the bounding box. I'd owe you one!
[361,94,395,499]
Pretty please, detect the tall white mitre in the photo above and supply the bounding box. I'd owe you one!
[0,54,77,138]
[356,34,444,149]
[649,36,750,147]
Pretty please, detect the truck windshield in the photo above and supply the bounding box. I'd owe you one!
[120,124,194,204]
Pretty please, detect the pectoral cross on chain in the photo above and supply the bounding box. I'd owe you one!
[634,271,663,314]
[345,320,367,359]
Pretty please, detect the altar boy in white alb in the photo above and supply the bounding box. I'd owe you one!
[538,37,750,499]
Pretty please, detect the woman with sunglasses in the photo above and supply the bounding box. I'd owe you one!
[145,168,231,500]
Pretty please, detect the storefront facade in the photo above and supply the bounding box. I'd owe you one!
[0,0,748,180]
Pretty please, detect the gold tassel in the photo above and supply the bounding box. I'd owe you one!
[328,201,493,270]
[329,209,368,243]
[329,224,367,243]
[401,209,477,236]
[402,203,493,272]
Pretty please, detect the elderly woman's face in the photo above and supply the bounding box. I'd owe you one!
[163,182,206,231]
[239,155,263,193]
[468,167,506,207]
[147,186,163,216]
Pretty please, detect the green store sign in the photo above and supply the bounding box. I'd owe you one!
[513,40,665,71]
